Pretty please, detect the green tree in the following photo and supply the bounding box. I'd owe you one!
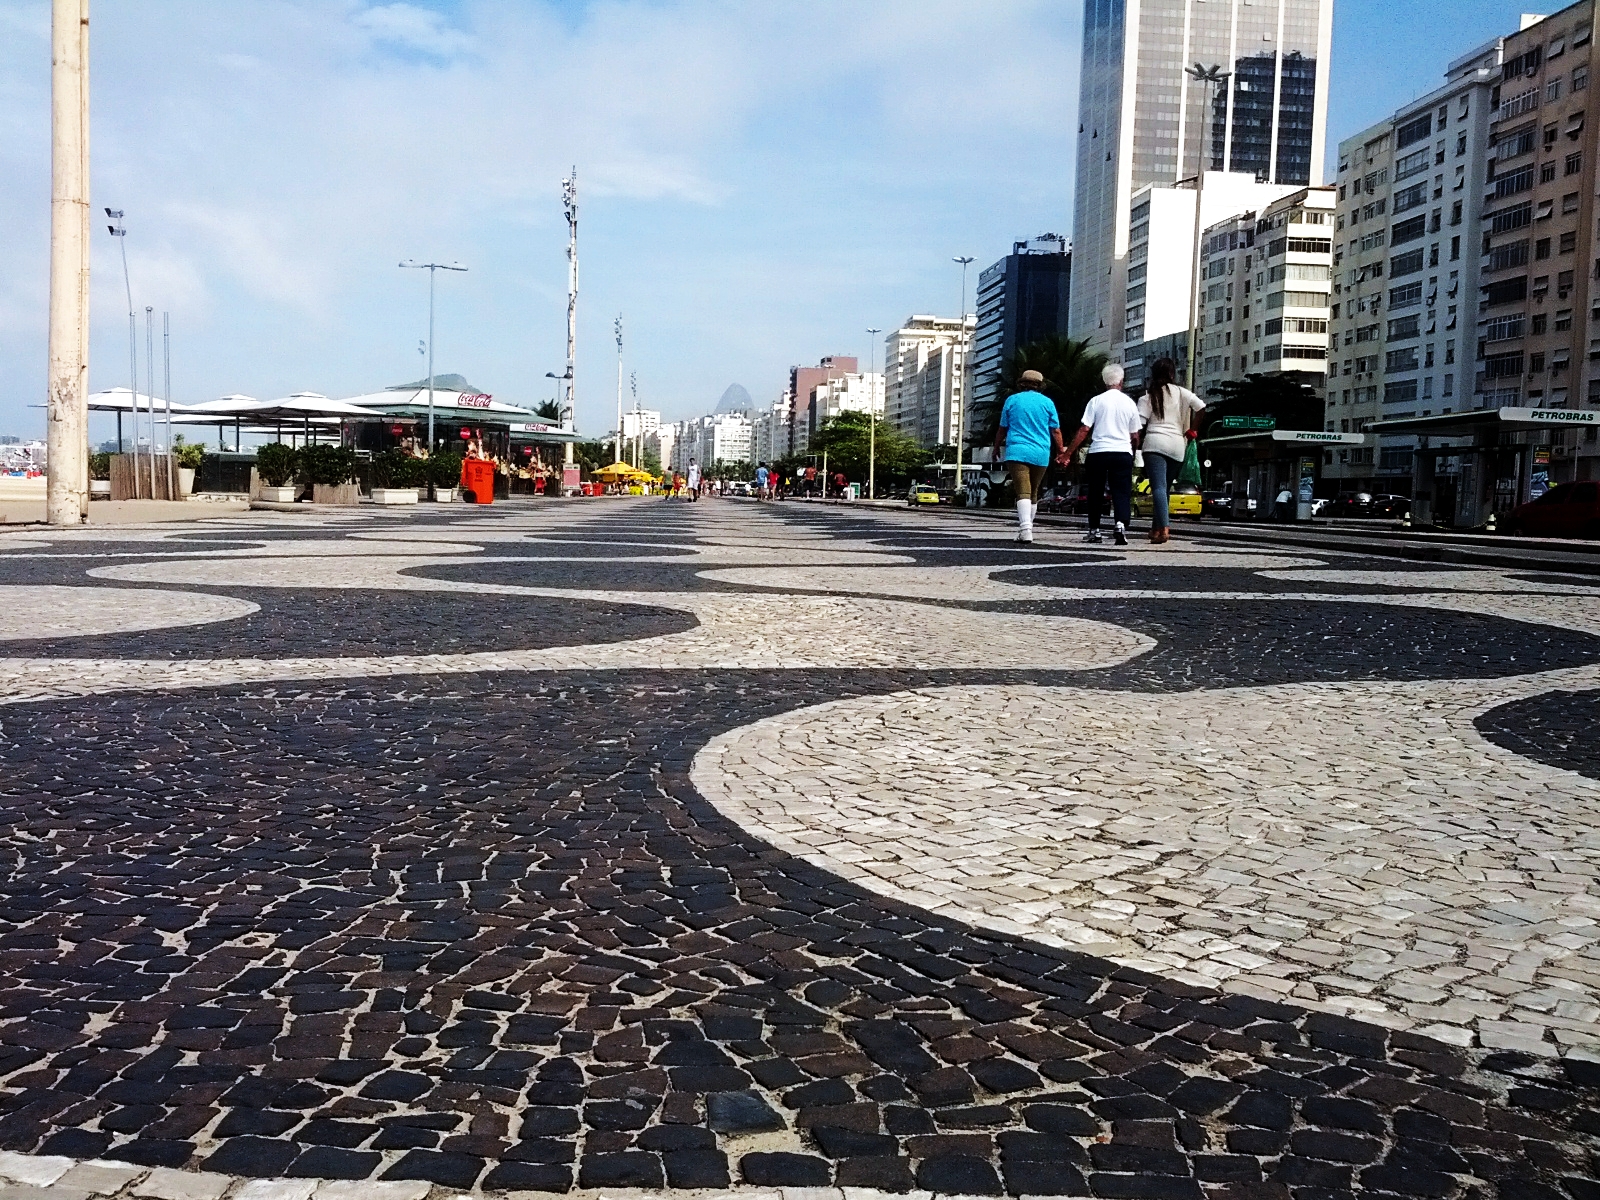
[572,440,615,472]
[808,410,928,481]
[534,399,562,421]
[971,334,1109,445]
[1203,372,1322,433]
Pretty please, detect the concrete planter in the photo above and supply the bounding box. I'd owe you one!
[431,487,455,503]
[259,485,298,503]
[371,487,419,505]
[178,467,196,498]
[89,480,111,500]
[312,483,361,506]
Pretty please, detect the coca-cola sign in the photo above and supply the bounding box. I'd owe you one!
[457,393,493,408]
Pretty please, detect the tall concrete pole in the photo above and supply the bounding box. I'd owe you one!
[867,327,880,500]
[563,170,578,470]
[613,314,623,466]
[1184,65,1229,391]
[46,0,90,526]
[952,256,974,490]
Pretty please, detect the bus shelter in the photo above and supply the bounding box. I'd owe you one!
[1199,428,1370,521]
[1364,406,1600,528]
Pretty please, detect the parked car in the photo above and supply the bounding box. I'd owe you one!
[731,480,751,497]
[907,484,940,506]
[1370,493,1411,519]
[1200,483,1257,519]
[1504,481,1600,538]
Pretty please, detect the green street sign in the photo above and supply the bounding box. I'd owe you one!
[1217,415,1277,430]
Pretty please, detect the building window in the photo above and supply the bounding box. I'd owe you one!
[1536,237,1553,260]
[1541,161,1558,183]
[1444,373,1453,396]
[1546,78,1562,102]
[1556,309,1574,330]
[1562,230,1578,253]
[1575,65,1589,91]
[1533,312,1549,333]
[1531,352,1547,373]
[1386,347,1420,372]
[1567,151,1584,175]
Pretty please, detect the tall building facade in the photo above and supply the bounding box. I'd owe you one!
[1192,186,1336,397]
[1325,36,1507,490]
[1474,2,1600,484]
[883,317,974,449]
[1072,0,1334,351]
[970,237,1072,430]
[785,357,857,455]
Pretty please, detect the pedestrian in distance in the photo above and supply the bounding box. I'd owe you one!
[992,369,1065,544]
[755,462,770,500]
[1062,362,1141,546]
[687,459,702,501]
[1137,357,1205,544]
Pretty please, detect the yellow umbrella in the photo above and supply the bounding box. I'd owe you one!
[592,462,639,479]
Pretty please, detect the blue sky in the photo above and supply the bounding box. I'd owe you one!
[0,0,1552,438]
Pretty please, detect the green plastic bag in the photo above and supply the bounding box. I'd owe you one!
[1177,437,1203,489]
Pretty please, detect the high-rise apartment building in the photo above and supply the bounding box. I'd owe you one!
[970,237,1072,430]
[883,317,974,448]
[1325,36,1507,491]
[1471,3,1600,484]
[1193,186,1336,397]
[785,357,856,455]
[1072,0,1333,351]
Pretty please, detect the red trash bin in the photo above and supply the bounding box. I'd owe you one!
[460,459,496,505]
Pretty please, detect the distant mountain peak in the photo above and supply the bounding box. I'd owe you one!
[391,373,478,393]
[715,384,753,414]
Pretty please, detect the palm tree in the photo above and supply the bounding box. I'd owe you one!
[1203,372,1322,433]
[971,334,1109,444]
[534,399,562,421]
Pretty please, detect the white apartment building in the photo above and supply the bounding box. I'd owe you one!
[883,316,974,449]
[646,423,676,474]
[806,373,884,449]
[1121,172,1303,372]
[1326,36,1505,490]
[751,398,792,463]
[1193,186,1336,397]
[621,409,661,439]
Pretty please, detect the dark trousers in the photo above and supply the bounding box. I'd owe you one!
[1084,451,1133,529]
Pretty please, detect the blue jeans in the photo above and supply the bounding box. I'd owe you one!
[1145,452,1180,529]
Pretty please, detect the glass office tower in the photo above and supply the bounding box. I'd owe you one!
[1070,0,1334,351]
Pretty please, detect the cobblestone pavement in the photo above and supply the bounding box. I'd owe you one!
[0,498,1595,1199]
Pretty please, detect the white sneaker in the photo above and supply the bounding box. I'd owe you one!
[1017,529,1034,543]
[1084,529,1103,543]
[1113,522,1128,546]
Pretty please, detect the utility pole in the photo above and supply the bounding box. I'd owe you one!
[866,327,881,501]
[1184,63,1230,391]
[630,371,640,467]
[106,210,137,494]
[952,257,974,491]
[145,306,156,496]
[162,312,173,469]
[47,0,90,525]
[613,314,623,465]
[563,169,578,470]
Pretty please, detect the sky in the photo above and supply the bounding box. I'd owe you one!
[0,0,1554,441]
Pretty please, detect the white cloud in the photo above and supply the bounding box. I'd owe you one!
[354,3,476,58]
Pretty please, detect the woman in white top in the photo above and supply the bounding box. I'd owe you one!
[1136,357,1205,544]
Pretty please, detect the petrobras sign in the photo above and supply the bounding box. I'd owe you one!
[1500,406,1599,425]
[456,393,493,408]
[1269,429,1367,444]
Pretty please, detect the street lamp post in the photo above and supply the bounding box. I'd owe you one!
[866,327,881,500]
[952,256,974,491]
[399,260,467,455]
[1184,63,1230,391]
[106,210,139,494]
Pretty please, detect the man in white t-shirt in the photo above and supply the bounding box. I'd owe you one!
[686,459,701,502]
[1062,362,1142,545]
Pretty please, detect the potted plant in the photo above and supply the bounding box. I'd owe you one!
[300,444,361,505]
[89,451,111,499]
[429,451,463,502]
[255,443,299,503]
[370,449,422,505]
[172,436,204,498]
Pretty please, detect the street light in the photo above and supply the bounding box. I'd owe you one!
[1184,62,1230,391]
[952,256,975,490]
[106,209,140,488]
[866,327,881,500]
[399,259,467,454]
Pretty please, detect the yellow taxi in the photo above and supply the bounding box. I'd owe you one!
[907,484,941,506]
[1132,479,1202,518]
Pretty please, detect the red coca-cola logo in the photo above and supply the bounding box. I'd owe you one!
[457,393,492,408]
